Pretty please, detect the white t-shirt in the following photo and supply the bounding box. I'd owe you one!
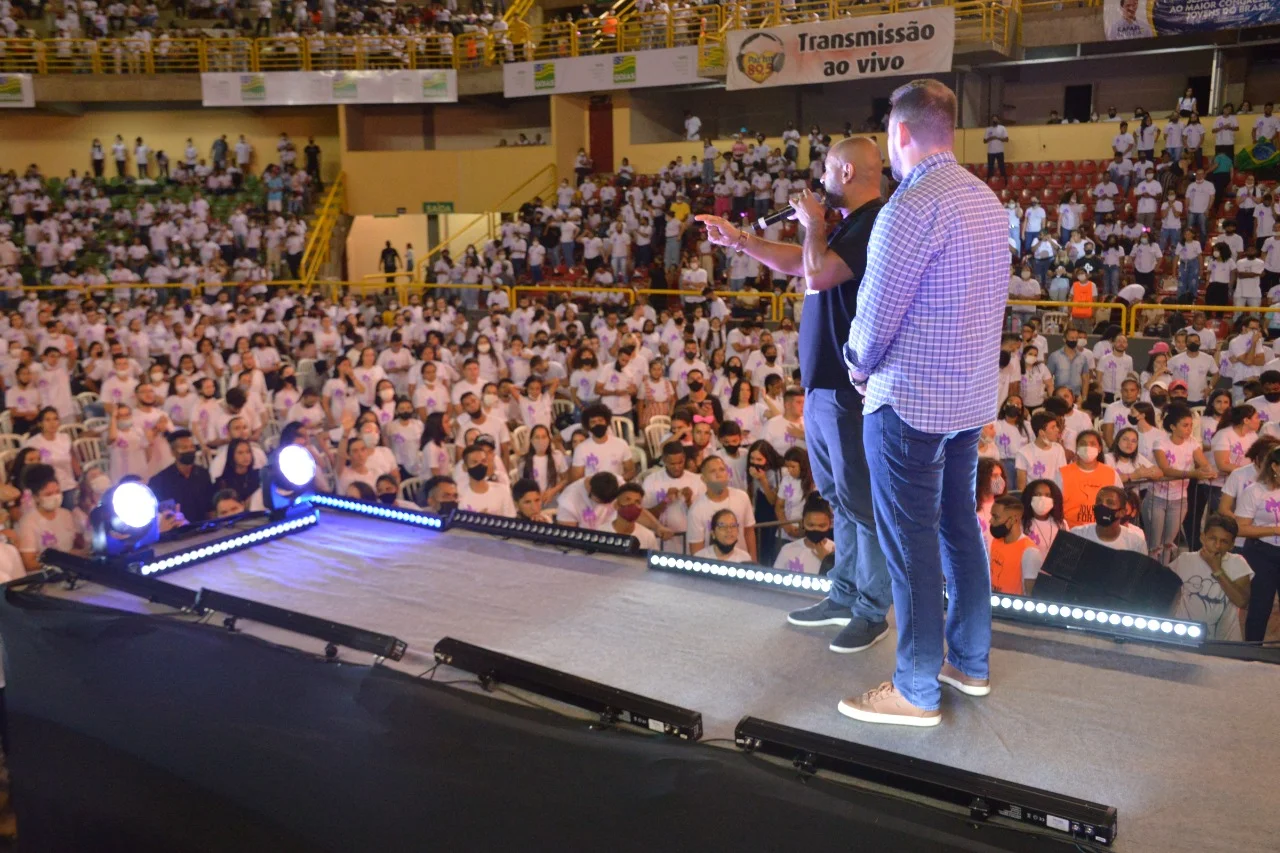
[1067,524,1149,553]
[457,481,516,517]
[686,488,755,550]
[693,544,753,564]
[16,506,79,557]
[1167,352,1215,401]
[1171,551,1252,640]
[1222,462,1257,547]
[1234,481,1280,546]
[555,479,616,530]
[1015,441,1067,483]
[641,468,705,540]
[760,415,806,456]
[1151,434,1197,500]
[571,434,632,478]
[774,537,830,574]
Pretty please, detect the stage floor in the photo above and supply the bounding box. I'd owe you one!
[60,511,1280,853]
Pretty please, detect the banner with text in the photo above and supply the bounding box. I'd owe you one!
[725,8,954,92]
[201,70,457,106]
[503,46,712,98]
[1105,0,1280,39]
[0,74,34,108]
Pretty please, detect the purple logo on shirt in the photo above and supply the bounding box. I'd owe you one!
[1177,363,1190,378]
[1032,460,1046,478]
[585,453,599,472]
[782,483,795,499]
[1260,411,1271,423]
[653,488,668,505]
[787,557,804,572]
[1265,497,1280,523]
[392,433,404,444]
[582,506,598,525]
[40,530,57,548]
[784,432,796,446]
[38,448,51,460]
[116,438,128,449]
[996,434,1011,450]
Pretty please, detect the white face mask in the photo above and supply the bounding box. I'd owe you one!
[1076,445,1100,463]
[990,476,1006,495]
[361,432,378,448]
[532,438,550,454]
[379,389,395,403]
[1030,495,1054,517]
[38,494,62,512]
[1025,355,1039,365]
[483,393,500,409]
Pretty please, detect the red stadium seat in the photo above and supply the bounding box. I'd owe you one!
[1070,174,1089,189]
[975,163,988,178]
[1015,162,1034,177]
[1028,175,1046,190]
[1036,161,1054,175]
[1048,173,1066,188]
[1054,160,1075,173]
[1042,188,1062,206]
[1221,200,1237,216]
[1019,188,1035,204]
[987,177,1006,191]
[1008,175,1026,190]
[1079,160,1098,174]
[1232,172,1247,186]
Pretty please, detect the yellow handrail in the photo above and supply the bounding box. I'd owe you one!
[421,163,556,267]
[1127,302,1280,336]
[301,172,347,290]
[1009,299,1127,333]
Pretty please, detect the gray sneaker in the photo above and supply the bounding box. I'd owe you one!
[830,619,889,654]
[787,597,854,627]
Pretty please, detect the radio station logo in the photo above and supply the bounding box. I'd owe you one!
[612,55,636,84]
[734,32,785,85]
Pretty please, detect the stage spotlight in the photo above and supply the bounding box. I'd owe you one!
[263,444,318,519]
[735,717,1117,846]
[646,551,833,596]
[90,481,161,559]
[433,637,702,740]
[990,591,1203,646]
[307,493,447,529]
[136,510,320,577]
[449,510,638,555]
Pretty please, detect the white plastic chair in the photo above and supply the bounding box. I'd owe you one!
[510,424,531,456]
[611,416,636,447]
[59,423,86,441]
[644,423,667,461]
[647,415,671,432]
[399,476,426,506]
[74,391,101,418]
[0,434,23,452]
[72,436,104,467]
[552,399,573,420]
[0,411,12,435]
[630,444,647,476]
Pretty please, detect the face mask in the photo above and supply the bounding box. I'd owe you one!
[723,443,740,456]
[1265,392,1280,404]
[438,500,458,515]
[478,343,492,353]
[999,351,1012,368]
[1186,342,1201,353]
[712,538,737,555]
[177,450,197,466]
[589,423,609,439]
[38,494,62,512]
[467,463,488,481]
[617,504,643,523]
[1064,339,1077,349]
[687,381,703,393]
[1020,271,1031,280]
[150,371,164,382]
[483,393,500,409]
[397,411,413,421]
[116,370,130,379]
[1076,445,1100,463]
[804,529,832,544]
[117,419,133,430]
[378,492,397,505]
[1025,355,1039,366]
[991,476,1006,495]
[361,432,378,448]
[1030,495,1054,517]
[1127,414,1141,426]
[989,522,1011,539]
[1002,405,1020,420]
[1094,505,1119,527]
[1151,394,1168,408]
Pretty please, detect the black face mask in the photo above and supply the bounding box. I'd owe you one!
[378,492,396,505]
[467,463,488,482]
[1151,394,1168,408]
[723,444,741,456]
[397,411,413,420]
[1064,339,1077,349]
[1187,343,1201,352]
[438,500,458,515]
[989,522,1012,539]
[804,529,833,544]
[589,423,610,439]
[1127,414,1140,425]
[1265,392,1280,404]
[1094,505,1119,527]
[1002,406,1020,420]
[999,351,1012,368]
[177,451,197,466]
[684,352,697,361]
[687,381,703,393]
[712,539,737,555]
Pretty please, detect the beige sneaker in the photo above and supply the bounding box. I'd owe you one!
[938,662,991,696]
[838,682,941,728]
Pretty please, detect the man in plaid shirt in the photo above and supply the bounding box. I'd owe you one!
[839,79,1010,727]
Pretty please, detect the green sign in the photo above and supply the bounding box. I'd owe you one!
[422,201,455,214]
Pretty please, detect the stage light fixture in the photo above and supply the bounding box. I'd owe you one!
[135,510,319,577]
[988,592,1204,646]
[90,481,161,559]
[37,549,202,612]
[449,510,639,555]
[646,551,833,595]
[197,587,406,661]
[306,493,448,529]
[433,637,702,740]
[736,716,1117,845]
[262,444,318,518]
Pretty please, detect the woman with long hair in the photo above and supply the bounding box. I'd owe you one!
[723,379,763,440]
[976,456,1007,536]
[23,407,80,508]
[1106,426,1163,486]
[417,411,454,478]
[517,424,568,504]
[1231,444,1280,640]
[745,438,784,564]
[216,438,262,508]
[1021,478,1067,556]
[776,446,814,541]
[1145,404,1215,563]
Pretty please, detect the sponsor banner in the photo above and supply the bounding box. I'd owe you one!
[503,46,711,98]
[725,8,954,91]
[1105,0,1280,40]
[201,70,458,106]
[0,73,34,108]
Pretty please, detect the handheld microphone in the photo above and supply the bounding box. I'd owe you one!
[750,189,825,232]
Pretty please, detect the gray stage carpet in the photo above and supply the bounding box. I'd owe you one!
[61,511,1280,853]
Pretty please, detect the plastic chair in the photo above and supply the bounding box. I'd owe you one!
[611,416,636,447]
[83,417,109,434]
[74,391,100,418]
[647,415,671,432]
[510,424,531,456]
[0,434,22,452]
[72,436,105,467]
[630,444,648,476]
[399,476,427,506]
[552,399,573,420]
[644,423,668,460]
[0,411,10,435]
[0,448,15,477]
[59,423,85,441]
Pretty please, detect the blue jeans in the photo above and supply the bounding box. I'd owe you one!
[1177,259,1200,301]
[1188,211,1207,242]
[560,240,576,268]
[803,387,891,624]
[1032,256,1051,284]
[1022,229,1040,255]
[1103,263,1120,296]
[1160,227,1180,252]
[864,406,990,711]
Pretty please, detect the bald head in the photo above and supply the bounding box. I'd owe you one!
[821,136,883,211]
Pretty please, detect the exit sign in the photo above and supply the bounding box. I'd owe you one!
[422,202,455,214]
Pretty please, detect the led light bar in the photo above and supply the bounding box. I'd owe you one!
[647,551,832,596]
[990,592,1205,646]
[38,549,202,612]
[736,716,1118,847]
[135,510,320,577]
[433,637,702,740]
[450,510,639,555]
[197,587,407,661]
[306,494,448,529]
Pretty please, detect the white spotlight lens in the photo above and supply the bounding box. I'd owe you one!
[1160,621,1173,633]
[1134,617,1147,629]
[1109,614,1121,625]
[278,444,317,487]
[1084,610,1096,621]
[1035,602,1047,614]
[1122,615,1134,627]
[1047,604,1059,615]
[1187,625,1201,638]
[1148,621,1160,632]
[111,482,158,529]
[1012,599,1024,611]
[1071,608,1083,619]
[1000,597,1012,609]
[990,594,1000,607]
[1174,623,1187,635]
[1095,612,1108,623]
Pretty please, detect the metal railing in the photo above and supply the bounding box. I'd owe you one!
[419,162,557,269]
[301,172,347,289]
[1127,303,1280,336]
[1009,299,1127,333]
[0,1,1019,76]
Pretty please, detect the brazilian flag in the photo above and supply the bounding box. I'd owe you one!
[1236,141,1280,179]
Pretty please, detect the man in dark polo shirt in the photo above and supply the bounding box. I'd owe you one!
[148,429,215,525]
[696,136,891,653]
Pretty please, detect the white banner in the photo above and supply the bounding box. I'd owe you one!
[503,46,712,98]
[725,8,954,91]
[201,70,457,106]
[0,74,34,109]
